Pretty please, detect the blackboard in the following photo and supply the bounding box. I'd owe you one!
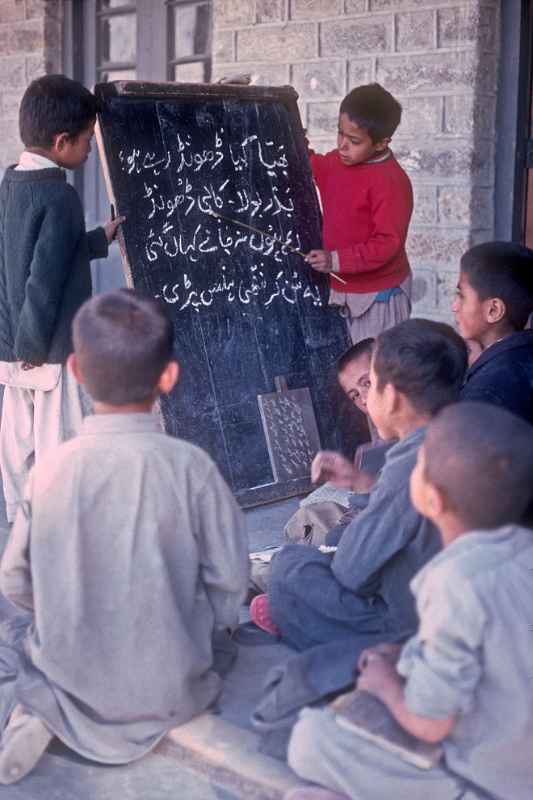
[95,81,350,506]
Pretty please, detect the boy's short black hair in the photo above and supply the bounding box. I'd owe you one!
[73,289,174,406]
[424,402,533,530]
[340,83,402,143]
[19,74,100,148]
[373,319,467,416]
[337,338,374,373]
[460,241,533,331]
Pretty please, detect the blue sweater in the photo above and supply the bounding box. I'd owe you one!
[0,167,108,365]
[461,330,533,425]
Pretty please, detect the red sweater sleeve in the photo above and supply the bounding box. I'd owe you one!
[336,176,413,276]
[309,150,329,187]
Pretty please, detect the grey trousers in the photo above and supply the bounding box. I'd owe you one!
[288,708,486,800]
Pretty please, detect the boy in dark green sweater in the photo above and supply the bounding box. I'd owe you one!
[0,74,123,523]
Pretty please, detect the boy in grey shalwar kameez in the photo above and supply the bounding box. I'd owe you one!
[251,320,468,652]
[287,403,533,800]
[0,290,249,784]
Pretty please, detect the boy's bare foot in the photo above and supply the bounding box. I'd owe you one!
[0,705,53,784]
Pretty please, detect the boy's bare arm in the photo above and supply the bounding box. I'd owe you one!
[357,653,455,743]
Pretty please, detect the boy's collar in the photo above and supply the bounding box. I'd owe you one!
[17,151,60,171]
[466,329,533,376]
[81,413,163,435]
[364,148,392,165]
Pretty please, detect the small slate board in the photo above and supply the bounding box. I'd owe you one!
[95,80,350,506]
[258,386,321,483]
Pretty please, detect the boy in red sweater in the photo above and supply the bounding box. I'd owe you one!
[305,83,413,343]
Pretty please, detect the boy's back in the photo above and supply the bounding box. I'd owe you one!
[0,168,106,365]
[0,413,248,763]
[399,524,533,800]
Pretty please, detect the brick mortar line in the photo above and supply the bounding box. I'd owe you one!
[223,49,497,62]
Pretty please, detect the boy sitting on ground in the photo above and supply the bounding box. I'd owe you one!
[250,319,467,652]
[284,338,377,547]
[249,339,378,597]
[305,83,413,343]
[0,290,249,784]
[287,402,533,800]
[453,241,533,423]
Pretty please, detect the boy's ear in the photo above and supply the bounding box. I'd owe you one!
[53,132,71,152]
[158,360,179,395]
[383,381,400,415]
[67,353,85,385]
[373,138,390,153]
[425,481,447,518]
[484,297,506,325]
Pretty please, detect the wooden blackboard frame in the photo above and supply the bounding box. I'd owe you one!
[94,80,351,506]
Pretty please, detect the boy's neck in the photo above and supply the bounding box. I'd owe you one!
[364,148,391,165]
[25,146,61,166]
[93,400,155,415]
[436,514,471,548]
[478,322,517,350]
[391,410,431,441]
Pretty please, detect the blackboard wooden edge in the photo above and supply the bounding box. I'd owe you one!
[94,80,299,105]
[94,118,134,288]
[236,477,312,509]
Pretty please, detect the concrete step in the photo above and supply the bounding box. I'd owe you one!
[158,713,302,800]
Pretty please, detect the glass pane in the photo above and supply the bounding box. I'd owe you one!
[100,13,136,64]
[99,68,137,82]
[100,0,136,8]
[174,61,205,83]
[172,3,210,59]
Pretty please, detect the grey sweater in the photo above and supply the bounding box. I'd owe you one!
[332,426,441,633]
[0,167,108,365]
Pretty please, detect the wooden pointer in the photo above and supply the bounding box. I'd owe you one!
[206,208,347,286]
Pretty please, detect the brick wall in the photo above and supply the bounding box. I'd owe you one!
[212,0,501,322]
[0,0,62,172]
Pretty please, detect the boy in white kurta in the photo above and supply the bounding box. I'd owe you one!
[0,290,249,783]
[287,402,533,800]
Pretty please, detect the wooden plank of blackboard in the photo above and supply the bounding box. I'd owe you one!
[94,80,351,506]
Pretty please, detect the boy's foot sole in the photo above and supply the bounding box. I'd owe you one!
[0,708,53,784]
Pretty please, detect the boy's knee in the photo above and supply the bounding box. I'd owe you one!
[288,708,329,779]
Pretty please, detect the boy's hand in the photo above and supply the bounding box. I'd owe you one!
[104,216,125,243]
[305,249,332,272]
[20,362,36,371]
[311,451,358,487]
[357,652,403,704]
[311,450,375,492]
[358,643,403,672]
